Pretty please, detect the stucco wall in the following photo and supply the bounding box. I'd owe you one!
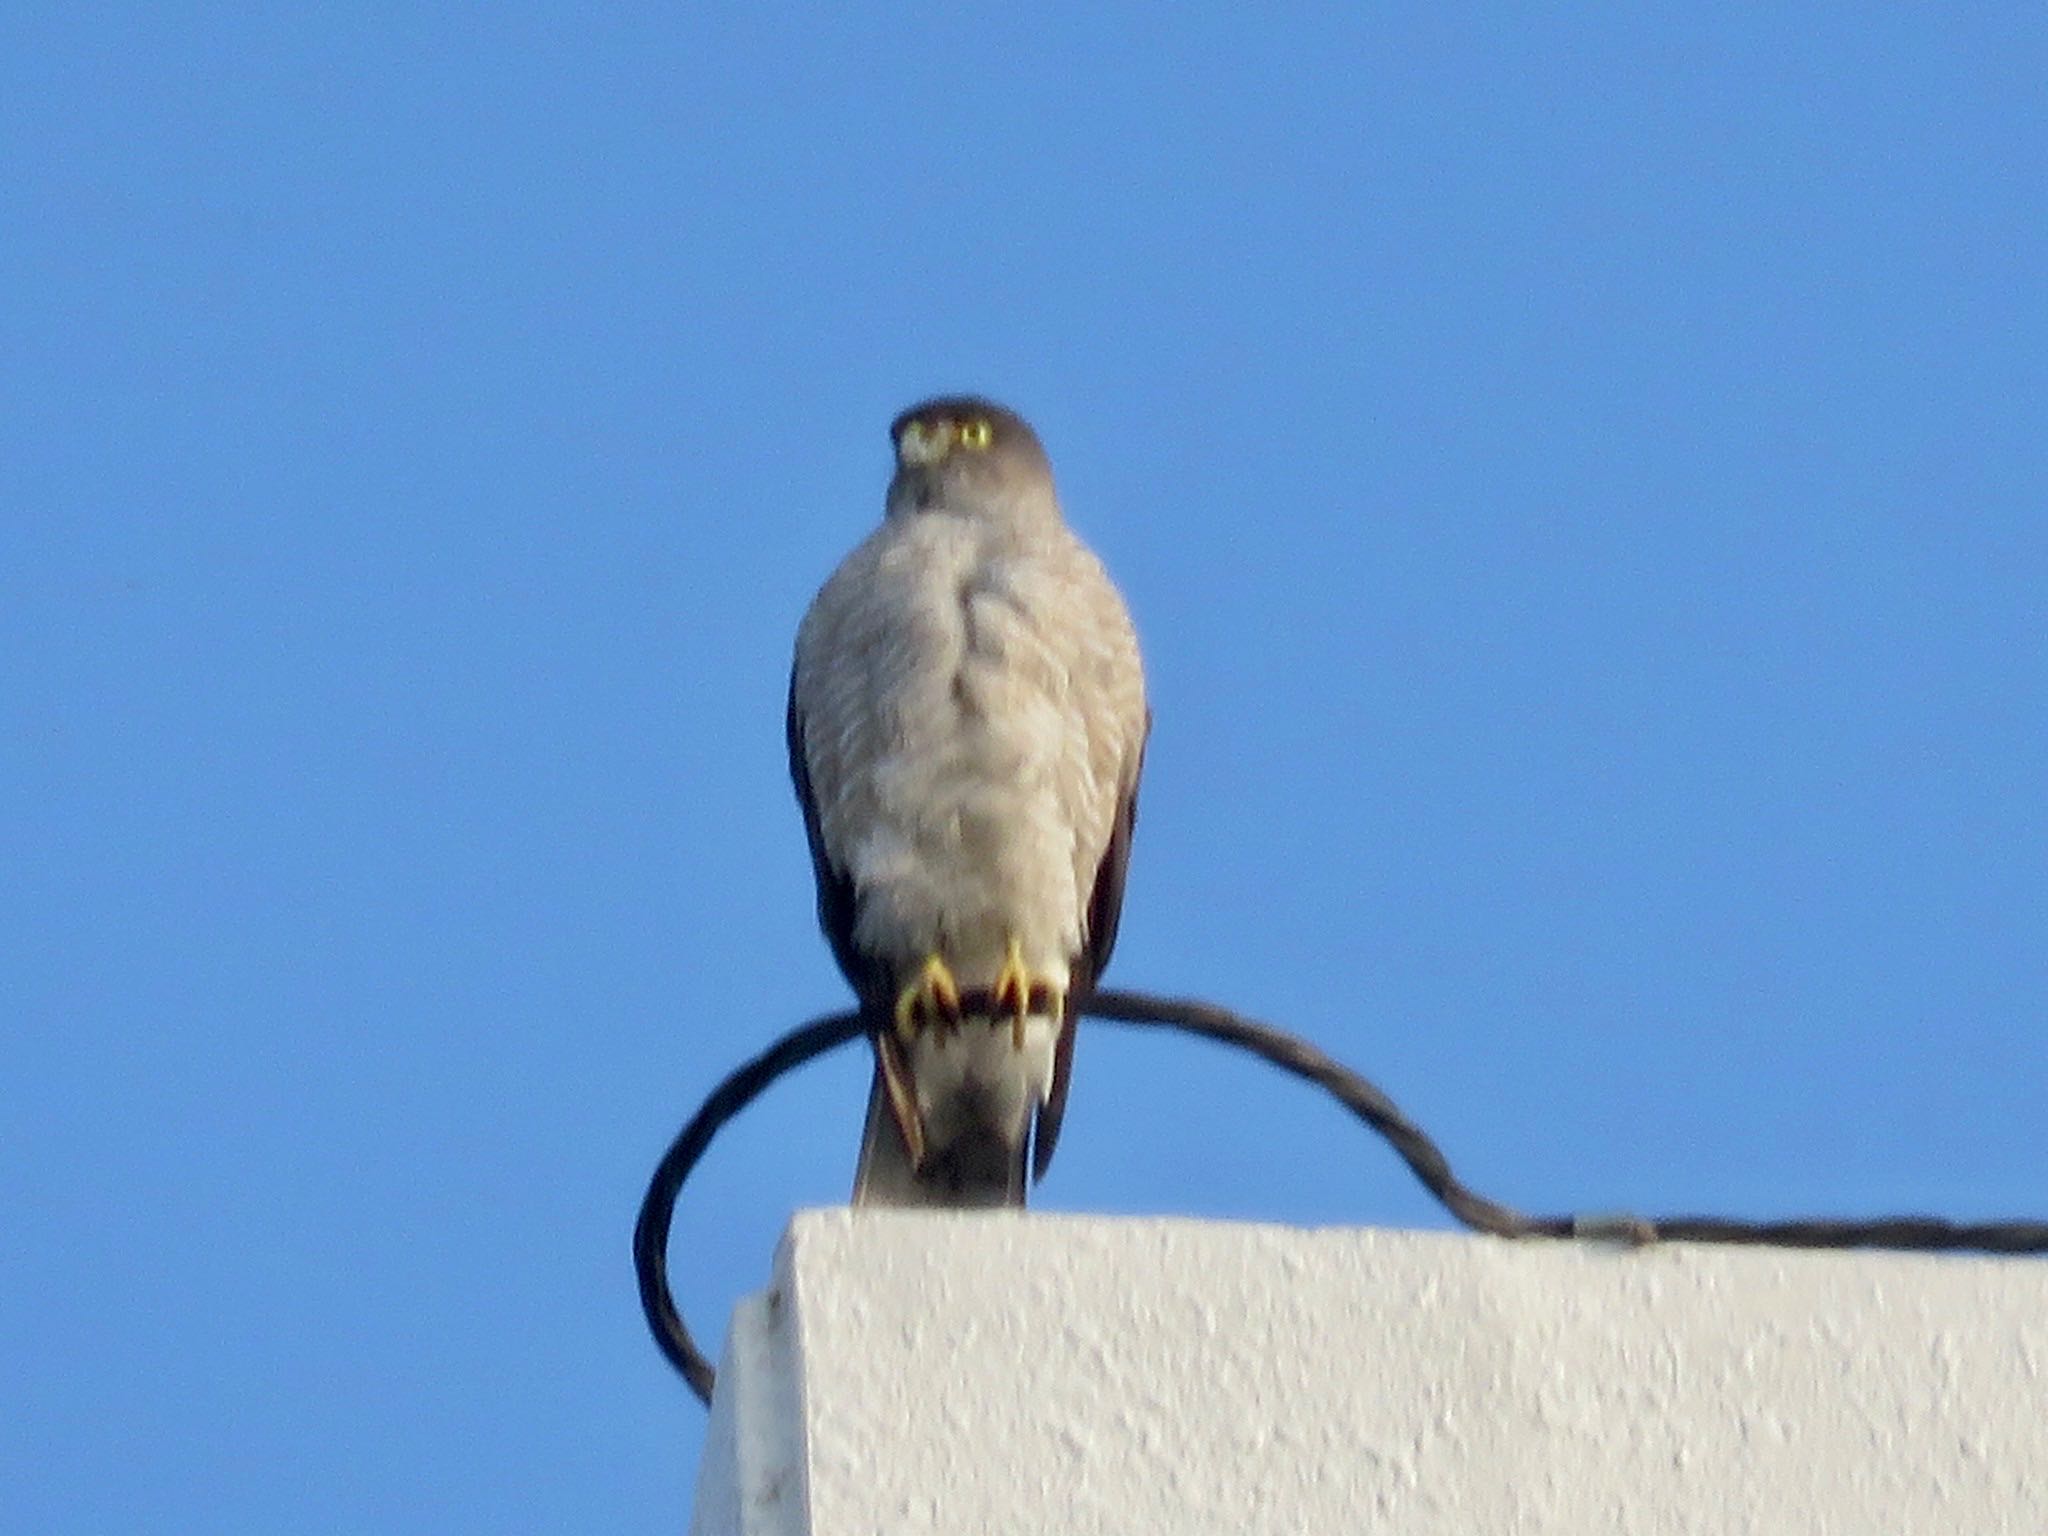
[691,1211,2048,1534]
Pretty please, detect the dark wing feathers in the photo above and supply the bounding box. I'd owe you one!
[785,672,886,1014]
[1078,720,1149,992]
[1031,715,1149,1182]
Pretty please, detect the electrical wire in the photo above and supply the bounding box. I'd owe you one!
[636,988,2048,1407]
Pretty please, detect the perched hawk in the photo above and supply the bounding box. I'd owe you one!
[788,396,1149,1207]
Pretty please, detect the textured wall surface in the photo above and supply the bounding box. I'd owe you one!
[690,1211,2048,1535]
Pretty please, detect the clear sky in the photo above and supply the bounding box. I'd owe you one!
[6,5,2044,1531]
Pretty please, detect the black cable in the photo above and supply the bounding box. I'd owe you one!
[633,1010,861,1401]
[636,988,2048,1407]
[1085,988,1551,1239]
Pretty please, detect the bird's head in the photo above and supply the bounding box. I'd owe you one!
[884,396,1056,520]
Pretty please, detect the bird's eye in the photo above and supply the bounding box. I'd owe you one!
[958,417,993,450]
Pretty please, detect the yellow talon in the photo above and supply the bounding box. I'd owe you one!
[992,938,1032,1050]
[893,954,963,1043]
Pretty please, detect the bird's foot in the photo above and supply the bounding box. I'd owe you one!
[991,938,1059,1051]
[883,955,964,1173]
[893,954,964,1045]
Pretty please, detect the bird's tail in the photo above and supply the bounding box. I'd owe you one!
[851,1049,1030,1209]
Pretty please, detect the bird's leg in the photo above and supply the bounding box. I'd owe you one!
[893,954,964,1045]
[991,937,1036,1051]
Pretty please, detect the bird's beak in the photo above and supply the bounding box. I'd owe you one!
[896,419,955,467]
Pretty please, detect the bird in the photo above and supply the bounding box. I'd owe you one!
[787,395,1149,1208]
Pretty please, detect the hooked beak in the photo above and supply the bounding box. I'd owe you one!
[895,418,956,468]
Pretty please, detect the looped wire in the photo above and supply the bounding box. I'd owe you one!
[636,987,2048,1407]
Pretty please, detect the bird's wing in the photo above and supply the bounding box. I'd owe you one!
[785,665,884,1013]
[1030,535,1151,1184]
[1079,719,1149,991]
[1032,728,1145,1182]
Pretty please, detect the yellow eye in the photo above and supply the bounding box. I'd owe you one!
[958,417,993,450]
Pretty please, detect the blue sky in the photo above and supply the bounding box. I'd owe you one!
[5,5,2044,1530]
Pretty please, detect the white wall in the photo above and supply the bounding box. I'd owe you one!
[691,1211,2048,1535]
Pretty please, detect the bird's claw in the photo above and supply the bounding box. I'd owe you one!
[893,955,964,1044]
[991,938,1036,1050]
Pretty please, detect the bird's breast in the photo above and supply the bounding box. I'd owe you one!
[844,536,1095,980]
